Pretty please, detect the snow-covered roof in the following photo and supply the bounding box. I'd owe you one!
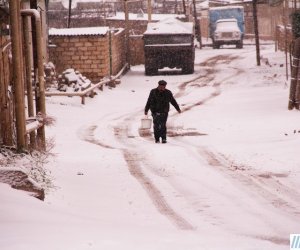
[144,18,193,35]
[216,18,238,23]
[210,5,244,10]
[49,26,109,36]
[209,0,250,4]
[106,12,185,21]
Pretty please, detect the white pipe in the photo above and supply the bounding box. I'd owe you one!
[20,9,45,114]
[26,120,42,134]
[21,8,46,144]
[21,9,40,21]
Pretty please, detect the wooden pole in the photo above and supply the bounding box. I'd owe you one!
[0,41,10,145]
[288,38,300,109]
[252,0,261,66]
[0,42,4,142]
[109,30,112,77]
[0,41,13,146]
[9,0,27,151]
[67,0,72,28]
[124,0,130,67]
[182,0,186,15]
[289,9,300,110]
[147,0,152,22]
[192,0,202,48]
[275,25,278,52]
[283,0,289,81]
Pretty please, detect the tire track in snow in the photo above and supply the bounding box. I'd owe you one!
[78,125,116,149]
[114,125,195,230]
[163,137,292,246]
[173,54,244,114]
[79,122,195,230]
[196,147,297,246]
[181,52,300,216]
[169,53,297,246]
[108,54,246,231]
[122,149,195,230]
[77,52,259,233]
[199,148,300,217]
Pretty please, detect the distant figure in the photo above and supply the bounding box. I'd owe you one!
[144,80,181,143]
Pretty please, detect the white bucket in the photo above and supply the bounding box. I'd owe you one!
[141,117,152,129]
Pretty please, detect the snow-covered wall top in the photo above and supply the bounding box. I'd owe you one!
[49,26,109,36]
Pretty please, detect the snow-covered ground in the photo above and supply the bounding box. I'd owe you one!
[1,42,299,250]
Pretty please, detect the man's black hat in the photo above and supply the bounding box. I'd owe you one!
[158,80,167,86]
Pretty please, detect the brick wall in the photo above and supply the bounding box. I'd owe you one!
[111,29,126,74]
[49,35,109,82]
[49,30,126,82]
[129,35,144,66]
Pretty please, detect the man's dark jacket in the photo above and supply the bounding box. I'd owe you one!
[145,88,181,114]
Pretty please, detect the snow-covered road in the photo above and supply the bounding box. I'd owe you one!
[1,44,299,250]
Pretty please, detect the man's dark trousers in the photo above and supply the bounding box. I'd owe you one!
[152,113,168,141]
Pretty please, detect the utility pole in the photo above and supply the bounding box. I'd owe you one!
[288,37,300,110]
[0,37,14,146]
[288,10,300,110]
[182,0,186,15]
[252,0,260,66]
[147,0,152,22]
[192,0,202,48]
[124,0,130,66]
[283,0,289,81]
[67,0,72,28]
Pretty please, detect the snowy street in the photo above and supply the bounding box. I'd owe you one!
[1,43,300,250]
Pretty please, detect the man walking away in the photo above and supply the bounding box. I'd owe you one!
[144,80,181,143]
